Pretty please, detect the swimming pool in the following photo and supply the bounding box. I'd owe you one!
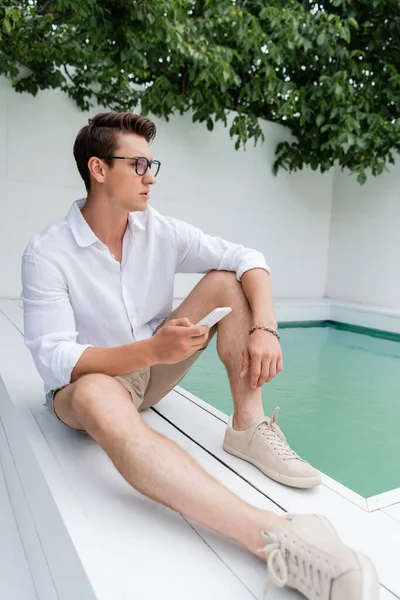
[180,322,400,499]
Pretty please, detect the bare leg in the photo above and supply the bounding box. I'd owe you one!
[173,270,265,430]
[55,374,286,558]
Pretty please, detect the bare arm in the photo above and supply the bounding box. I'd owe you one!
[240,268,278,328]
[70,338,155,382]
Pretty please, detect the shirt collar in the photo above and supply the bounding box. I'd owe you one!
[67,197,146,248]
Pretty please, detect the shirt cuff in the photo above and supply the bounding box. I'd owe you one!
[51,342,94,388]
[236,259,271,282]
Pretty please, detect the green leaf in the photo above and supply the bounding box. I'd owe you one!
[355,137,367,149]
[339,26,351,44]
[348,17,359,30]
[316,114,324,127]
[3,18,12,33]
[357,171,367,185]
[316,32,326,46]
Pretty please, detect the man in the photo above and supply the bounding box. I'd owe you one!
[20,112,378,599]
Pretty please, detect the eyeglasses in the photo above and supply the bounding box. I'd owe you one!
[98,156,161,177]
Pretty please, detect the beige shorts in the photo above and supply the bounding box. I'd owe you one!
[46,310,217,431]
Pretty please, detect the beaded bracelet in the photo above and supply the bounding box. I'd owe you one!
[249,325,280,340]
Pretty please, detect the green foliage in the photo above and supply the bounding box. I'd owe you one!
[1,0,399,184]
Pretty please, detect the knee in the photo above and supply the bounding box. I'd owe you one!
[71,373,111,404]
[204,270,242,298]
[70,374,134,423]
[67,374,145,443]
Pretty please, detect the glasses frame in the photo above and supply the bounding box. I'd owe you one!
[97,155,161,177]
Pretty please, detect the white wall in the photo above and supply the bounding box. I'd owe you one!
[327,162,400,310]
[0,75,334,300]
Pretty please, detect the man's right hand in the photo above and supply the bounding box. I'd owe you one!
[150,318,210,364]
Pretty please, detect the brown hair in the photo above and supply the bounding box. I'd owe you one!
[73,112,156,191]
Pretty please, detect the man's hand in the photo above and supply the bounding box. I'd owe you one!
[150,318,210,364]
[240,329,283,388]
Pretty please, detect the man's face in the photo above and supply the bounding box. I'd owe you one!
[92,132,157,210]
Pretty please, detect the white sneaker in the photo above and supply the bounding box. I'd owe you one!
[223,408,321,488]
[258,514,379,599]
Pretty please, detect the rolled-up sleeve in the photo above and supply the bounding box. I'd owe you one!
[20,254,94,391]
[167,217,270,281]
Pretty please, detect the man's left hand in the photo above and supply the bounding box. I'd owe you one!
[240,329,283,388]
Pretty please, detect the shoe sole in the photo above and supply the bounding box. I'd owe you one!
[320,517,379,600]
[223,442,322,489]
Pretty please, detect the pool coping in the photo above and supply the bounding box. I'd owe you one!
[174,385,400,512]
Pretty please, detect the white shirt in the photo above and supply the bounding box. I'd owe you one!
[20,197,270,396]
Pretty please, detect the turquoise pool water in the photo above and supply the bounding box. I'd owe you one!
[180,323,400,498]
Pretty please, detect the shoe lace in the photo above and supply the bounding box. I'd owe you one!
[257,521,332,600]
[254,408,300,461]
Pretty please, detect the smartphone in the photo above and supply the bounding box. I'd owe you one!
[195,307,232,328]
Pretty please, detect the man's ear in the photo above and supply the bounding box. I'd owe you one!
[88,157,105,184]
